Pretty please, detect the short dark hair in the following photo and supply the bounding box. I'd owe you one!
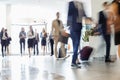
[103,1,108,6]
[5,29,7,31]
[56,12,59,15]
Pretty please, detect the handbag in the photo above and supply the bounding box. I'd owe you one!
[59,34,68,44]
[61,26,70,37]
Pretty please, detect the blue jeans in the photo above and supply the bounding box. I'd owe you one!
[20,39,25,54]
[70,30,81,64]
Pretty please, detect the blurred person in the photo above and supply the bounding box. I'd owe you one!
[109,0,120,58]
[0,28,2,43]
[67,1,86,68]
[5,29,11,55]
[49,32,54,56]
[52,12,66,58]
[33,29,39,55]
[40,28,47,55]
[1,28,6,57]
[27,26,35,57]
[98,2,114,62]
[19,27,26,56]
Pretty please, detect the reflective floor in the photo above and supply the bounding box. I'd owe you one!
[0,54,120,80]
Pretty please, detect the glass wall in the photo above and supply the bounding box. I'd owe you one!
[11,24,46,55]
[0,5,6,29]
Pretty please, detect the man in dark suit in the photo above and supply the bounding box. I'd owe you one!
[67,1,86,68]
[98,2,114,62]
[49,33,54,56]
[33,29,39,55]
[19,27,26,55]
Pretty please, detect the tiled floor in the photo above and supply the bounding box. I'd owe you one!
[0,54,120,80]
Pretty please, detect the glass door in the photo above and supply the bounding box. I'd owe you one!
[10,24,47,55]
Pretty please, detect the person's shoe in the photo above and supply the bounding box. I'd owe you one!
[71,63,81,68]
[2,54,4,57]
[37,52,39,55]
[105,59,114,63]
[34,52,35,55]
[77,62,81,65]
[29,54,31,58]
[50,54,53,56]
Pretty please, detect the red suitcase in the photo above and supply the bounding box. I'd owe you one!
[80,46,93,60]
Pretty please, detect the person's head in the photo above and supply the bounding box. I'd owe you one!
[35,29,37,32]
[21,27,25,32]
[42,28,45,33]
[113,0,120,3]
[56,12,60,19]
[5,29,7,33]
[29,25,33,31]
[85,17,93,25]
[103,1,109,10]
[1,27,5,32]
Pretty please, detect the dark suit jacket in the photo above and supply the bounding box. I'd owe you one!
[98,11,107,35]
[67,1,86,32]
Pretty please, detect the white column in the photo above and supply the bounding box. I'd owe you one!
[6,4,11,36]
[6,4,12,54]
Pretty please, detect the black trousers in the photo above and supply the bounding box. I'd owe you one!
[1,40,7,57]
[50,39,54,55]
[20,39,25,54]
[33,40,39,55]
[103,34,111,60]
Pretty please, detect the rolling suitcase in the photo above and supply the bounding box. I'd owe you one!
[80,46,93,60]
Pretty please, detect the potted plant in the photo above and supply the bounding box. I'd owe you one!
[82,28,94,42]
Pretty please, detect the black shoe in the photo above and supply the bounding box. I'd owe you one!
[2,53,4,57]
[105,59,114,63]
[29,54,31,58]
[77,62,81,65]
[37,52,39,55]
[2,55,4,57]
[50,54,53,56]
[71,63,81,68]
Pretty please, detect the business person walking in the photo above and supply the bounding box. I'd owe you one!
[67,1,86,68]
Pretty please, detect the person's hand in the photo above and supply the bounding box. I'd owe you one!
[61,30,70,37]
[93,32,100,35]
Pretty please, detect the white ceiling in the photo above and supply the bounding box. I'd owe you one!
[0,0,68,5]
